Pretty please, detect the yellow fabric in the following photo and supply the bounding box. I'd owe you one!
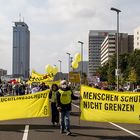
[0,90,50,121]
[59,89,72,104]
[50,91,57,103]
[80,85,140,124]
[27,71,54,84]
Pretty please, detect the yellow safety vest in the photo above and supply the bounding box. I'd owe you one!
[50,91,57,103]
[59,89,72,104]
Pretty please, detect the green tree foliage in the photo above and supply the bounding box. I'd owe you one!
[128,68,137,83]
[129,49,140,83]
[96,49,140,85]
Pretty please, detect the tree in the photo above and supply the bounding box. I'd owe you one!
[128,68,137,83]
[96,49,140,86]
[129,49,140,83]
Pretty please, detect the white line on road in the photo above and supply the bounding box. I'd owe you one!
[72,103,140,139]
[109,122,140,139]
[22,125,29,140]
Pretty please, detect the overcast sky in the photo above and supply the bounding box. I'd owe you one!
[0,0,140,74]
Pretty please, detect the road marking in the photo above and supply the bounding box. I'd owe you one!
[109,122,140,139]
[72,103,140,139]
[72,103,79,108]
[22,125,29,140]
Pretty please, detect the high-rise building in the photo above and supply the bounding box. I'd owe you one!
[134,26,140,50]
[12,22,30,79]
[128,35,134,53]
[101,34,116,66]
[101,33,134,66]
[0,69,7,78]
[88,30,116,77]
[119,33,133,54]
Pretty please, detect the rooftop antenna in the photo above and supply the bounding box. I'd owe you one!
[19,13,21,22]
[23,17,24,22]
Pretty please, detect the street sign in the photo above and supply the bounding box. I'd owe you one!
[115,69,120,76]
[69,72,80,83]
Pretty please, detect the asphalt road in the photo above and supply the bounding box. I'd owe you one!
[0,101,140,140]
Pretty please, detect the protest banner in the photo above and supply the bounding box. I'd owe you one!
[80,85,140,124]
[0,90,50,121]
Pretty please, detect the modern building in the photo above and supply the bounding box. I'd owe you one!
[12,21,30,79]
[0,69,7,78]
[101,33,134,66]
[88,30,116,77]
[134,26,140,50]
[101,34,116,66]
[128,35,134,53]
[119,33,133,54]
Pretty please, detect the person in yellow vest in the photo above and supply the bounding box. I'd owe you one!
[56,80,79,136]
[49,84,59,126]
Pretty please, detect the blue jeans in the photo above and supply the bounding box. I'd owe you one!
[60,111,70,131]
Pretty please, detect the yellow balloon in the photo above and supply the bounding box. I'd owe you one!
[72,61,78,69]
[45,64,53,74]
[52,66,58,75]
[74,53,81,62]
[31,69,36,73]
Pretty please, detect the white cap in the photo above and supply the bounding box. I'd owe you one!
[60,80,67,85]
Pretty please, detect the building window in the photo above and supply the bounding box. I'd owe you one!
[137,31,139,35]
[137,42,139,46]
[137,37,139,40]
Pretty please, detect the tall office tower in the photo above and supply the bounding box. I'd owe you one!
[128,35,134,53]
[12,22,30,79]
[134,26,140,50]
[101,33,116,66]
[101,33,134,66]
[88,30,116,77]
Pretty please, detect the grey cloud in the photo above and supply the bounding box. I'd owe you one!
[74,8,96,18]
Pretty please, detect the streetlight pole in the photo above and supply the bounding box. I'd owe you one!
[78,41,84,83]
[58,60,62,80]
[66,52,71,81]
[66,52,71,73]
[111,7,121,91]
[58,60,62,73]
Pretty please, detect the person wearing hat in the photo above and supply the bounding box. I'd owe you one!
[56,80,79,136]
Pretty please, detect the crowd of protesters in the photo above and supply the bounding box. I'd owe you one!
[0,79,79,136]
[88,82,140,92]
[0,81,50,96]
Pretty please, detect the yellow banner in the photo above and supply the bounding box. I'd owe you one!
[69,72,80,83]
[80,85,140,124]
[27,71,54,83]
[0,90,50,121]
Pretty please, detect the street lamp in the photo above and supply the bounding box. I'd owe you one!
[58,60,62,80]
[66,52,71,73]
[66,52,71,81]
[70,56,73,71]
[111,7,121,91]
[78,41,84,83]
[58,60,62,73]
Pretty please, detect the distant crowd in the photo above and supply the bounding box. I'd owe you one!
[0,81,140,97]
[88,83,140,92]
[0,82,50,96]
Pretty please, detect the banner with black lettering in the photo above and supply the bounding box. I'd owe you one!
[0,90,50,121]
[80,85,140,124]
[27,71,54,84]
